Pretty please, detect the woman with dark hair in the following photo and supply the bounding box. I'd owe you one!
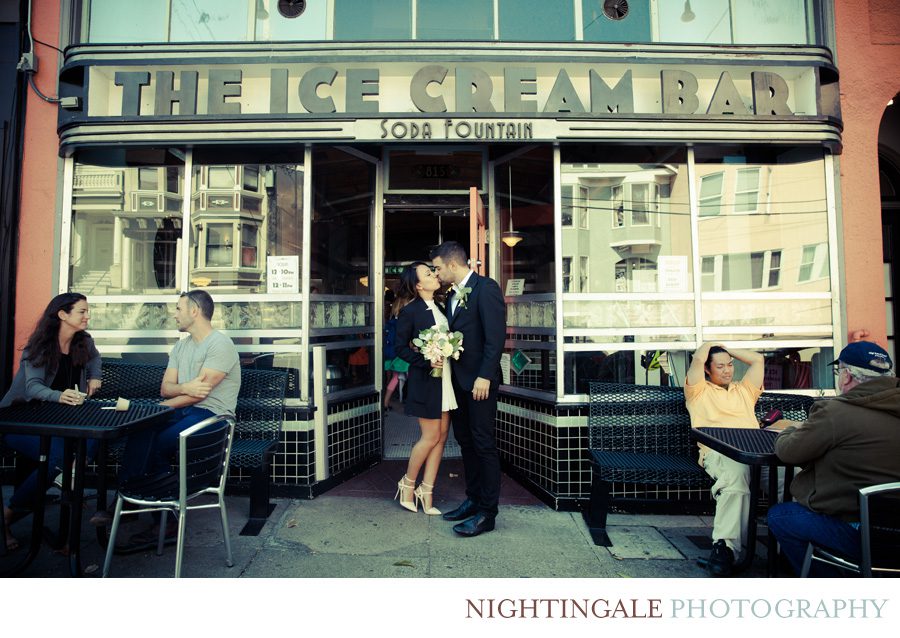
[1,292,102,550]
[392,262,457,515]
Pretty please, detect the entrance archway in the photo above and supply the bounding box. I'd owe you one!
[878,93,900,364]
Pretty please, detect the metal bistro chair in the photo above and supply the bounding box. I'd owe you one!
[103,415,236,578]
[800,482,900,577]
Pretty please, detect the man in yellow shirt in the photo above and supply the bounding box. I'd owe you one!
[685,342,765,577]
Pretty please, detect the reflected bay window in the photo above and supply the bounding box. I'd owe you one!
[701,249,783,291]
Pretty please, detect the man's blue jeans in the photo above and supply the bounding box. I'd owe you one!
[767,502,861,576]
[119,406,215,484]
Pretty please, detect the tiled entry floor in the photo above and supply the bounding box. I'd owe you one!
[382,400,461,460]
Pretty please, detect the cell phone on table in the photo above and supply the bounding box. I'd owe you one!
[759,408,783,428]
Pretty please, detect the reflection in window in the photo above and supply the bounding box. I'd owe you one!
[733,0,810,44]
[497,148,554,295]
[169,0,249,42]
[241,224,258,267]
[206,223,234,267]
[208,166,236,189]
[735,168,760,214]
[70,150,185,295]
[561,146,691,295]
[562,257,572,293]
[615,258,656,293]
[656,0,813,45]
[87,0,169,43]
[417,0,493,40]
[311,148,374,295]
[561,184,574,227]
[334,0,411,40]
[499,0,574,41]
[578,185,589,229]
[579,256,589,292]
[612,185,624,227]
[701,249,782,291]
[138,168,159,191]
[696,146,829,296]
[189,159,304,292]
[699,173,723,216]
[631,183,652,225]
[798,243,829,282]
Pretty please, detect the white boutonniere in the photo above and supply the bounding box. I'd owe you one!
[456,286,472,310]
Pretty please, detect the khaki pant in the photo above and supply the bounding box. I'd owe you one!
[703,450,786,555]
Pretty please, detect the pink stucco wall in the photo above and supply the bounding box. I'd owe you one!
[14,0,60,363]
[834,0,900,345]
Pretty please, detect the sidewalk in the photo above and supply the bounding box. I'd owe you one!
[4,459,770,578]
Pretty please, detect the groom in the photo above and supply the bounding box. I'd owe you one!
[430,241,506,537]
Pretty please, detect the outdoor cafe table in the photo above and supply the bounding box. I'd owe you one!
[690,426,794,577]
[0,400,172,577]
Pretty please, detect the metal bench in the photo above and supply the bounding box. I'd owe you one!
[582,381,815,546]
[95,358,287,536]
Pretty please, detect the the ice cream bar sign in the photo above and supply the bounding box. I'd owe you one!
[96,62,813,119]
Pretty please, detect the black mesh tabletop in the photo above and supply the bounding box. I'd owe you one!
[0,401,172,440]
[691,427,781,466]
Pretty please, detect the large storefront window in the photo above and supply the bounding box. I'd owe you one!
[695,146,832,338]
[68,147,308,397]
[497,147,556,393]
[309,147,376,398]
[556,144,837,397]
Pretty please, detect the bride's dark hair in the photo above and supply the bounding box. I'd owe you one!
[394,261,430,312]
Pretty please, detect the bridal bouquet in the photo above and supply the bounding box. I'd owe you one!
[413,325,464,378]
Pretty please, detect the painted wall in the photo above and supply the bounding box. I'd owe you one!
[14,0,61,361]
[834,0,900,345]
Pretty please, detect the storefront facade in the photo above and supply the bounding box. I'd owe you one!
[12,1,861,507]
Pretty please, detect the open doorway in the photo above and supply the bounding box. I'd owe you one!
[381,199,474,461]
[380,147,489,460]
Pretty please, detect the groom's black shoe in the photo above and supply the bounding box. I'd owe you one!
[442,499,478,521]
[453,513,495,537]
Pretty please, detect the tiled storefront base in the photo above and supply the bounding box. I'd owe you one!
[234,394,383,498]
[497,393,713,512]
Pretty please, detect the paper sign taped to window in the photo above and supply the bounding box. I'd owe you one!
[505,278,525,296]
[267,255,299,294]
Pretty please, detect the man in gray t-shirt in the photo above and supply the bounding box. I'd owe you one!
[167,329,240,417]
[119,290,241,485]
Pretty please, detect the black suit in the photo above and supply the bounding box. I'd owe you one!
[395,297,445,419]
[446,272,506,517]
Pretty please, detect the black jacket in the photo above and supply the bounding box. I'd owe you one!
[446,272,506,392]
[395,297,445,419]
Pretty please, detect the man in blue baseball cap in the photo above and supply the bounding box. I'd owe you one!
[766,341,900,575]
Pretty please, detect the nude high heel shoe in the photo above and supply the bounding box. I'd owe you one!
[395,474,417,512]
[413,482,441,516]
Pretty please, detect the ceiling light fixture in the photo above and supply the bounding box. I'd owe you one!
[501,168,524,248]
[681,0,696,22]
